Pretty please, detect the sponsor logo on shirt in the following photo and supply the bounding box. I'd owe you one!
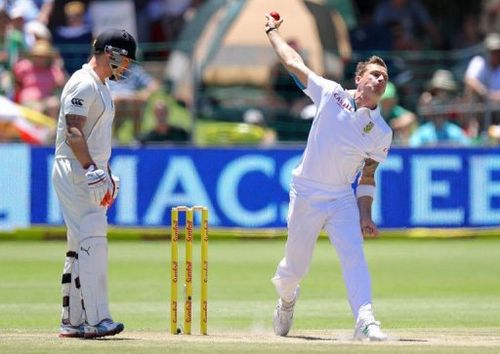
[333,93,354,112]
[71,97,84,106]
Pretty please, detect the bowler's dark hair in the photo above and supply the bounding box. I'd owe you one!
[355,56,387,77]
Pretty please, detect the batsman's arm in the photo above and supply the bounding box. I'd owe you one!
[65,114,95,169]
[265,14,312,89]
[357,158,379,237]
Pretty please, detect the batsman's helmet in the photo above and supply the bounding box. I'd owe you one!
[93,29,137,80]
[93,29,136,60]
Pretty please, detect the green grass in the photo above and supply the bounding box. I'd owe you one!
[1,238,499,353]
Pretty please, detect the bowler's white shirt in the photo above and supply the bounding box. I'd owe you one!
[55,64,115,167]
[292,72,392,188]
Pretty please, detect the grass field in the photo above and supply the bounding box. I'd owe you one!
[1,237,500,353]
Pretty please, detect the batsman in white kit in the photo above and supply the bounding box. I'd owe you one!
[52,29,137,338]
[265,14,392,341]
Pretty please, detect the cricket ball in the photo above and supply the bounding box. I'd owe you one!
[270,11,280,21]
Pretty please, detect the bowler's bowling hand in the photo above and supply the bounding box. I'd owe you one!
[265,11,283,33]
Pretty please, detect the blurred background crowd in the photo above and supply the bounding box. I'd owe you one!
[1,0,500,147]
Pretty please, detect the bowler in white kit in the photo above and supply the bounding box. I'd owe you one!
[265,13,392,341]
[52,29,136,338]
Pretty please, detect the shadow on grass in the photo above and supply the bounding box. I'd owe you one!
[288,335,337,341]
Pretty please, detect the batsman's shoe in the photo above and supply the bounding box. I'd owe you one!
[84,319,124,339]
[59,323,85,338]
[273,287,300,336]
[353,318,387,342]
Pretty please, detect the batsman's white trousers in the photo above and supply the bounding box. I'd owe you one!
[52,158,111,324]
[272,178,372,320]
[52,158,108,245]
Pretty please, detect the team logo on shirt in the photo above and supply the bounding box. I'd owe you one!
[363,121,374,134]
[71,97,84,106]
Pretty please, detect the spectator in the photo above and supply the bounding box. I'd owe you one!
[45,0,90,33]
[452,14,482,50]
[5,0,40,23]
[38,0,55,25]
[108,62,161,142]
[52,0,92,75]
[418,69,472,136]
[242,108,277,146]
[6,6,28,65]
[464,32,500,138]
[420,69,459,104]
[373,0,442,50]
[379,81,417,145]
[13,39,66,118]
[138,100,189,144]
[0,9,13,96]
[25,20,52,48]
[350,0,393,52]
[464,33,500,102]
[479,0,500,35]
[410,98,471,147]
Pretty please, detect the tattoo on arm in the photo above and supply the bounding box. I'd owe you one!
[65,114,86,142]
[358,158,379,186]
[66,114,86,133]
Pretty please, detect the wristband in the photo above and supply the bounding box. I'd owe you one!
[356,184,375,199]
[266,27,276,34]
[84,163,97,172]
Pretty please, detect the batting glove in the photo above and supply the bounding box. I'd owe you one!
[85,164,110,206]
[100,174,120,208]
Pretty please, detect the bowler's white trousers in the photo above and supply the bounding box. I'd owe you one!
[272,177,372,319]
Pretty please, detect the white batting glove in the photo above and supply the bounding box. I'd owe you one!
[85,165,110,206]
[111,174,120,200]
[100,174,120,208]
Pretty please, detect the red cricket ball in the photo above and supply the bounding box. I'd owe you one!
[270,11,280,21]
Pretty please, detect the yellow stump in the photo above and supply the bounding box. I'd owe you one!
[170,206,208,335]
[170,208,179,334]
[200,207,209,335]
[184,208,193,334]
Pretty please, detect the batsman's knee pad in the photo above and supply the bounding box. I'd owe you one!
[78,237,111,326]
[80,211,107,238]
[61,251,84,326]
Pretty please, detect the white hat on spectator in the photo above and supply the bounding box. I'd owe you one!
[429,69,457,91]
[8,6,25,19]
[243,109,265,125]
[25,21,52,41]
[485,32,500,51]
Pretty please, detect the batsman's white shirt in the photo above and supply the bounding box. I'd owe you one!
[52,64,115,245]
[55,64,115,167]
[272,72,392,319]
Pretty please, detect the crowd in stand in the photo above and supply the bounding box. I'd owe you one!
[1,0,500,146]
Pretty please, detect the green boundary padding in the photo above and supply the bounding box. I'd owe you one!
[193,121,266,146]
[141,90,192,134]
[1,227,499,241]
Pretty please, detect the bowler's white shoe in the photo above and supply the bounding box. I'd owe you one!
[354,318,387,341]
[84,318,124,339]
[273,287,300,336]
